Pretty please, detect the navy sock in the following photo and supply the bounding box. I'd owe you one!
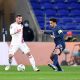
[56,62,62,71]
[53,54,58,66]
[53,54,62,70]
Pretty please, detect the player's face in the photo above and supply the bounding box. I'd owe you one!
[49,21,56,28]
[16,16,22,24]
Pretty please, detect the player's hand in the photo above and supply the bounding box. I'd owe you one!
[14,29,21,34]
[50,35,55,38]
[17,29,21,33]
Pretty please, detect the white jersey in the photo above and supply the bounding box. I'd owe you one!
[10,22,24,45]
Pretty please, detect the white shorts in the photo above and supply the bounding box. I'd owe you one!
[9,42,30,55]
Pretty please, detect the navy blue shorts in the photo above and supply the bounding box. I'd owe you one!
[55,44,65,55]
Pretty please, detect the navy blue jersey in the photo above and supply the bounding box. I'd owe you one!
[44,26,65,51]
[52,26,65,47]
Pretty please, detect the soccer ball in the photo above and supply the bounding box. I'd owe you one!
[17,64,25,71]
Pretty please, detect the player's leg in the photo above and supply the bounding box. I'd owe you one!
[53,49,62,71]
[5,45,18,70]
[49,48,63,71]
[5,54,14,71]
[48,51,57,70]
[20,43,40,71]
[8,54,13,65]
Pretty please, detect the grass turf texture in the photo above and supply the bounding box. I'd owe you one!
[0,66,80,80]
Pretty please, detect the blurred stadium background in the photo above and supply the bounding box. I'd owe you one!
[0,0,80,41]
[0,1,80,79]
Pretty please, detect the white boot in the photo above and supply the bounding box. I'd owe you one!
[33,67,40,72]
[5,65,11,71]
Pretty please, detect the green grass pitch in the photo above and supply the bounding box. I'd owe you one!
[0,66,80,80]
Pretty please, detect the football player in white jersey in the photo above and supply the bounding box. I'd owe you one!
[5,15,39,71]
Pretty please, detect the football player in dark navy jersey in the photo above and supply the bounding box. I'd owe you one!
[45,18,65,71]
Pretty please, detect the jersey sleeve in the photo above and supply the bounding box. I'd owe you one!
[10,24,17,35]
[44,31,53,35]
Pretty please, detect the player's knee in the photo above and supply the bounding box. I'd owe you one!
[55,48,60,53]
[24,49,30,55]
[26,52,31,56]
[26,53,33,58]
[9,54,13,59]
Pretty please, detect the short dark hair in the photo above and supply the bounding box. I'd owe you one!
[50,18,57,23]
[15,14,22,18]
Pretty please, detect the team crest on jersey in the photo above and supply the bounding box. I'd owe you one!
[58,30,63,34]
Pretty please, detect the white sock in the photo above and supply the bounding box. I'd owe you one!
[29,55,37,70]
